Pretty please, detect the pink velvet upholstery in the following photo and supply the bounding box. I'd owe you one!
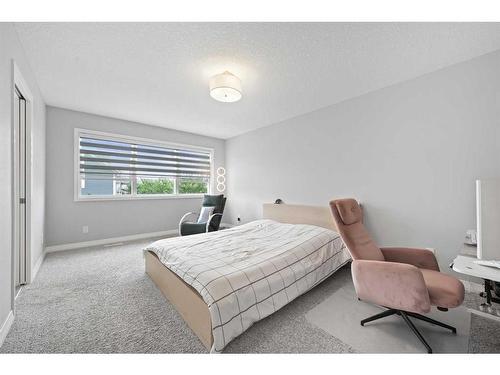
[330,198,464,312]
[335,199,363,225]
[329,199,384,261]
[381,247,440,271]
[352,260,431,314]
[420,269,465,308]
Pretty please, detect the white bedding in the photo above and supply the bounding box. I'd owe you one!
[144,219,350,352]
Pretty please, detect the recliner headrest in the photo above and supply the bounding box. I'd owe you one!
[335,199,362,225]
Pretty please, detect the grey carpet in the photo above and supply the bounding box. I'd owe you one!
[1,238,499,353]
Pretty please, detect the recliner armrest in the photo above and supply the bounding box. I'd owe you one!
[351,259,431,314]
[380,247,439,271]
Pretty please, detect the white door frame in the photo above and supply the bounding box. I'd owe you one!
[11,60,33,306]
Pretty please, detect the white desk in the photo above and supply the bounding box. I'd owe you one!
[452,254,500,305]
[452,255,500,283]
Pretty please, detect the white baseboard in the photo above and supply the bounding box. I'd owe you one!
[31,251,46,282]
[0,311,14,348]
[44,229,178,253]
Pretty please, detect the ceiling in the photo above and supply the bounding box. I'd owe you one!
[15,22,500,139]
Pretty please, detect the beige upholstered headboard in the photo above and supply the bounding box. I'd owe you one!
[262,203,336,231]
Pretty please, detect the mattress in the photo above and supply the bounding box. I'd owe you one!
[144,219,350,352]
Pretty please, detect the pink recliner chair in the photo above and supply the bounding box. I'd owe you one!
[329,198,465,353]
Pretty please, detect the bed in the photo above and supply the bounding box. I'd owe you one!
[144,203,351,352]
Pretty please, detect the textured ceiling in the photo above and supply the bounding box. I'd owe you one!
[15,22,500,139]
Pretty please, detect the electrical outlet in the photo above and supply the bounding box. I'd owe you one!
[82,225,89,234]
[237,217,241,223]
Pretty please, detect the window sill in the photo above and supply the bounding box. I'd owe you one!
[75,194,206,202]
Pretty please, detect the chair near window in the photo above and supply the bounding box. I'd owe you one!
[179,194,227,236]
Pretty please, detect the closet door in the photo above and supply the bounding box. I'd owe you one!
[14,87,27,287]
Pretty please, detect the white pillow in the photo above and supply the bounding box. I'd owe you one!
[197,206,215,224]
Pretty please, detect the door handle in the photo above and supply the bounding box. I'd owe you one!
[20,197,26,204]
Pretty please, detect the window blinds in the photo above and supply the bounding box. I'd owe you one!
[79,136,211,179]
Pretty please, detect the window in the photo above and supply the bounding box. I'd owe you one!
[75,129,212,200]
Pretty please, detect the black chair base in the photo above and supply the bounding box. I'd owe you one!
[360,308,457,354]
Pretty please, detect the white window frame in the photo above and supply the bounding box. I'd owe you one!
[74,128,214,202]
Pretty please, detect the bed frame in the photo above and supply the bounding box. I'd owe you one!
[145,203,336,351]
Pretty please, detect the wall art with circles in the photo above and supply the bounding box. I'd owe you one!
[216,167,226,193]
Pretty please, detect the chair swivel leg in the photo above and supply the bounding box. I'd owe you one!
[360,309,398,326]
[405,311,457,334]
[400,311,433,354]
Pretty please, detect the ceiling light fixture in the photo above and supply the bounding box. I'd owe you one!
[209,71,242,103]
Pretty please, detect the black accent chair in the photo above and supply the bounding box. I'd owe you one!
[179,194,226,236]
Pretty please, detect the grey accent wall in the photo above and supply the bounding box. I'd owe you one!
[45,107,225,246]
[0,24,46,329]
[225,49,500,269]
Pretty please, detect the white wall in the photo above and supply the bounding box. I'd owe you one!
[226,49,500,269]
[45,107,225,247]
[0,23,46,337]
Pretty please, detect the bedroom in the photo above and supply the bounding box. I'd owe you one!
[1,1,500,373]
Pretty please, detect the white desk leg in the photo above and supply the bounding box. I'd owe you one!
[479,279,500,309]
